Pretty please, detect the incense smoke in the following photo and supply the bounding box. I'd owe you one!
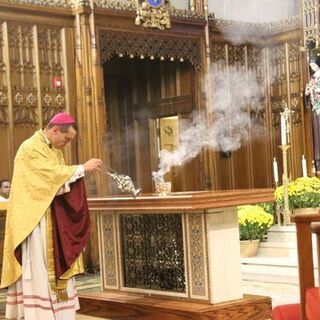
[153,64,264,182]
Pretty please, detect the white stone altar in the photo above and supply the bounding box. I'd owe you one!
[88,189,274,304]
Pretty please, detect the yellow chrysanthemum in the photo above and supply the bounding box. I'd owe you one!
[238,205,274,240]
[274,177,320,209]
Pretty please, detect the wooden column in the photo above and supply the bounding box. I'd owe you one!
[73,0,108,271]
[199,1,215,190]
[74,1,108,196]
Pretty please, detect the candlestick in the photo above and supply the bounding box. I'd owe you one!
[279,145,291,225]
[311,160,317,177]
[302,155,308,177]
[278,104,294,225]
[273,157,279,184]
[280,114,287,145]
[273,157,280,225]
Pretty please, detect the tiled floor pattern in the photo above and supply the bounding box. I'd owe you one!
[0,276,300,319]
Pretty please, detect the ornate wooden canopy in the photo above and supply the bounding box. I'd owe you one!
[99,30,202,70]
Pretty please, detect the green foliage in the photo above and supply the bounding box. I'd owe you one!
[275,177,320,209]
[256,202,275,215]
[238,205,274,241]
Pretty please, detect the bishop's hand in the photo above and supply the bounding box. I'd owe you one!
[83,158,103,173]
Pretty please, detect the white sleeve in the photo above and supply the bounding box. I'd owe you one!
[56,165,85,195]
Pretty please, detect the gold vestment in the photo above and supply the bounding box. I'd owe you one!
[1,130,78,288]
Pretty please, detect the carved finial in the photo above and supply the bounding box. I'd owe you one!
[189,0,195,12]
[73,0,90,9]
[134,0,171,30]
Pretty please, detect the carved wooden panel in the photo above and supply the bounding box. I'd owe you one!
[247,45,270,188]
[287,42,304,179]
[0,23,8,128]
[7,23,38,128]
[6,0,73,7]
[209,42,252,189]
[0,22,12,180]
[247,46,266,127]
[209,36,305,188]
[288,42,302,127]
[6,22,36,153]
[4,0,205,20]
[99,30,202,70]
[227,44,245,66]
[0,90,8,127]
[37,26,66,124]
[264,40,304,180]
[2,23,70,131]
[209,41,230,189]
[268,45,287,129]
[0,19,73,179]
[11,87,38,127]
[302,0,318,48]
[211,42,226,66]
[227,44,250,189]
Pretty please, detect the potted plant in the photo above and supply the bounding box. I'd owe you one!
[238,205,274,257]
[274,177,320,214]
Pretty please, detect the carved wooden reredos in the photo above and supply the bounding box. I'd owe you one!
[0,23,67,128]
[0,0,303,183]
[0,0,305,187]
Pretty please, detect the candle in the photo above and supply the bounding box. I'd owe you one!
[302,155,308,177]
[280,115,287,145]
[273,157,279,184]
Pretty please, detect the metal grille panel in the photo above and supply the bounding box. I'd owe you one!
[120,213,185,292]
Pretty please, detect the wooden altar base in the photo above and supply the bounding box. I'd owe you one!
[78,292,272,320]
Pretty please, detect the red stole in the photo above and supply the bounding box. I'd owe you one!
[14,179,90,281]
[51,178,90,279]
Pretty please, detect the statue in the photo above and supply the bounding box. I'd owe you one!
[305,47,320,174]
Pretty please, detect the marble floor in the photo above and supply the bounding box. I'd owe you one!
[0,276,300,319]
[242,279,300,307]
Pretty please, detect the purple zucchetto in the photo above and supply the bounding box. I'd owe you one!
[49,112,76,125]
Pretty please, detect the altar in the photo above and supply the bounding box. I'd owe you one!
[79,189,274,320]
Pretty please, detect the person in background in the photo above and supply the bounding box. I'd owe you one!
[1,112,102,320]
[0,180,10,203]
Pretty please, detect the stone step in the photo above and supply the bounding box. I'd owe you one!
[241,256,319,284]
[257,240,319,258]
[267,224,319,243]
[240,224,320,285]
[266,225,297,242]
